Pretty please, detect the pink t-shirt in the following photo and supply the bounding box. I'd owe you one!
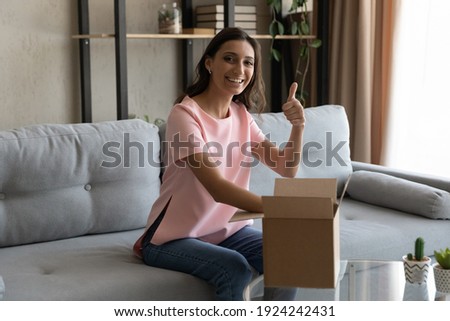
[144,96,266,245]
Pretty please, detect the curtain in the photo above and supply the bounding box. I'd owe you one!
[381,0,450,178]
[328,0,398,164]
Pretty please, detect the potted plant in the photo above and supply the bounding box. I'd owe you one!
[266,0,322,106]
[402,237,432,284]
[433,247,450,293]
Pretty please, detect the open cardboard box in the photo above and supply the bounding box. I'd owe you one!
[261,178,345,289]
[230,177,349,288]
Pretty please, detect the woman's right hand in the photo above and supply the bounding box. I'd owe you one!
[282,82,305,128]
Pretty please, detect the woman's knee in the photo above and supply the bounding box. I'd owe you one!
[223,251,253,280]
[211,251,253,300]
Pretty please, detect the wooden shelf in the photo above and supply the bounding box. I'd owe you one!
[72,33,316,40]
[73,33,114,39]
[75,0,328,123]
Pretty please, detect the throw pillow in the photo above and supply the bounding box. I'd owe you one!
[346,170,450,219]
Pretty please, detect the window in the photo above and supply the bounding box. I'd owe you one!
[384,0,450,178]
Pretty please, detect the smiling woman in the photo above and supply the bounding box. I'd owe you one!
[133,27,305,301]
[175,27,266,114]
[200,39,256,119]
[384,0,450,178]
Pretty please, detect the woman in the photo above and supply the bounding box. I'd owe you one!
[134,27,305,300]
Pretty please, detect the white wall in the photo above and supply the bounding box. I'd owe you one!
[0,0,80,130]
[87,0,181,123]
[0,0,274,130]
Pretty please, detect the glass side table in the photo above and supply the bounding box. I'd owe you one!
[245,260,448,301]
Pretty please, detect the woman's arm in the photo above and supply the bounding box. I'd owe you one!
[252,82,305,178]
[185,152,263,212]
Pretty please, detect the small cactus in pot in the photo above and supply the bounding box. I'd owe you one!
[407,236,426,261]
[403,237,431,284]
[433,248,450,293]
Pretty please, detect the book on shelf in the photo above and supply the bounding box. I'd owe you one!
[237,29,256,35]
[196,21,257,30]
[195,5,256,15]
[207,28,257,35]
[182,28,215,35]
[196,13,257,22]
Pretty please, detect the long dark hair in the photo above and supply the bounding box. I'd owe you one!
[175,27,266,113]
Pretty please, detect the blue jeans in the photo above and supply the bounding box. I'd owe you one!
[142,226,297,301]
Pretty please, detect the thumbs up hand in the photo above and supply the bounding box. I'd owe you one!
[282,82,305,127]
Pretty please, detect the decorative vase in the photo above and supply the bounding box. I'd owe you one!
[158,2,182,34]
[433,263,450,293]
[402,255,431,284]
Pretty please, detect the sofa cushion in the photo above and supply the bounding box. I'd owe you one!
[0,229,214,300]
[0,120,161,247]
[346,170,450,219]
[340,198,450,260]
[250,105,352,196]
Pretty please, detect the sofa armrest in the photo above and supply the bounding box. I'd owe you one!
[0,276,4,300]
[351,161,450,193]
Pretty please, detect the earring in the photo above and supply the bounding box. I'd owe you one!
[207,69,212,75]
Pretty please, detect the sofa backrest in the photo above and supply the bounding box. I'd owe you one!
[0,120,161,247]
[250,105,352,196]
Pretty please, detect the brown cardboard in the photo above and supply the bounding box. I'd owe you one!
[229,211,263,222]
[262,178,341,289]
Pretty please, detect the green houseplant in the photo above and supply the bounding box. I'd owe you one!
[433,248,450,293]
[266,0,321,106]
[402,237,431,284]
[407,236,426,261]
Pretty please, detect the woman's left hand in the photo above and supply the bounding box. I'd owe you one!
[282,82,305,128]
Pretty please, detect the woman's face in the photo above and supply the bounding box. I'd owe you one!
[205,40,255,97]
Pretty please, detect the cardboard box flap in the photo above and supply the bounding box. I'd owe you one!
[229,211,263,222]
[262,196,334,219]
[274,178,337,203]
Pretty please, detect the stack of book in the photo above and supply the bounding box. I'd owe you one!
[195,5,257,35]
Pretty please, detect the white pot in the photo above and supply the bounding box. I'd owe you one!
[433,263,450,293]
[402,255,431,284]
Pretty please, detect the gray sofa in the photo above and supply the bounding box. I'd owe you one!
[1,105,449,300]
